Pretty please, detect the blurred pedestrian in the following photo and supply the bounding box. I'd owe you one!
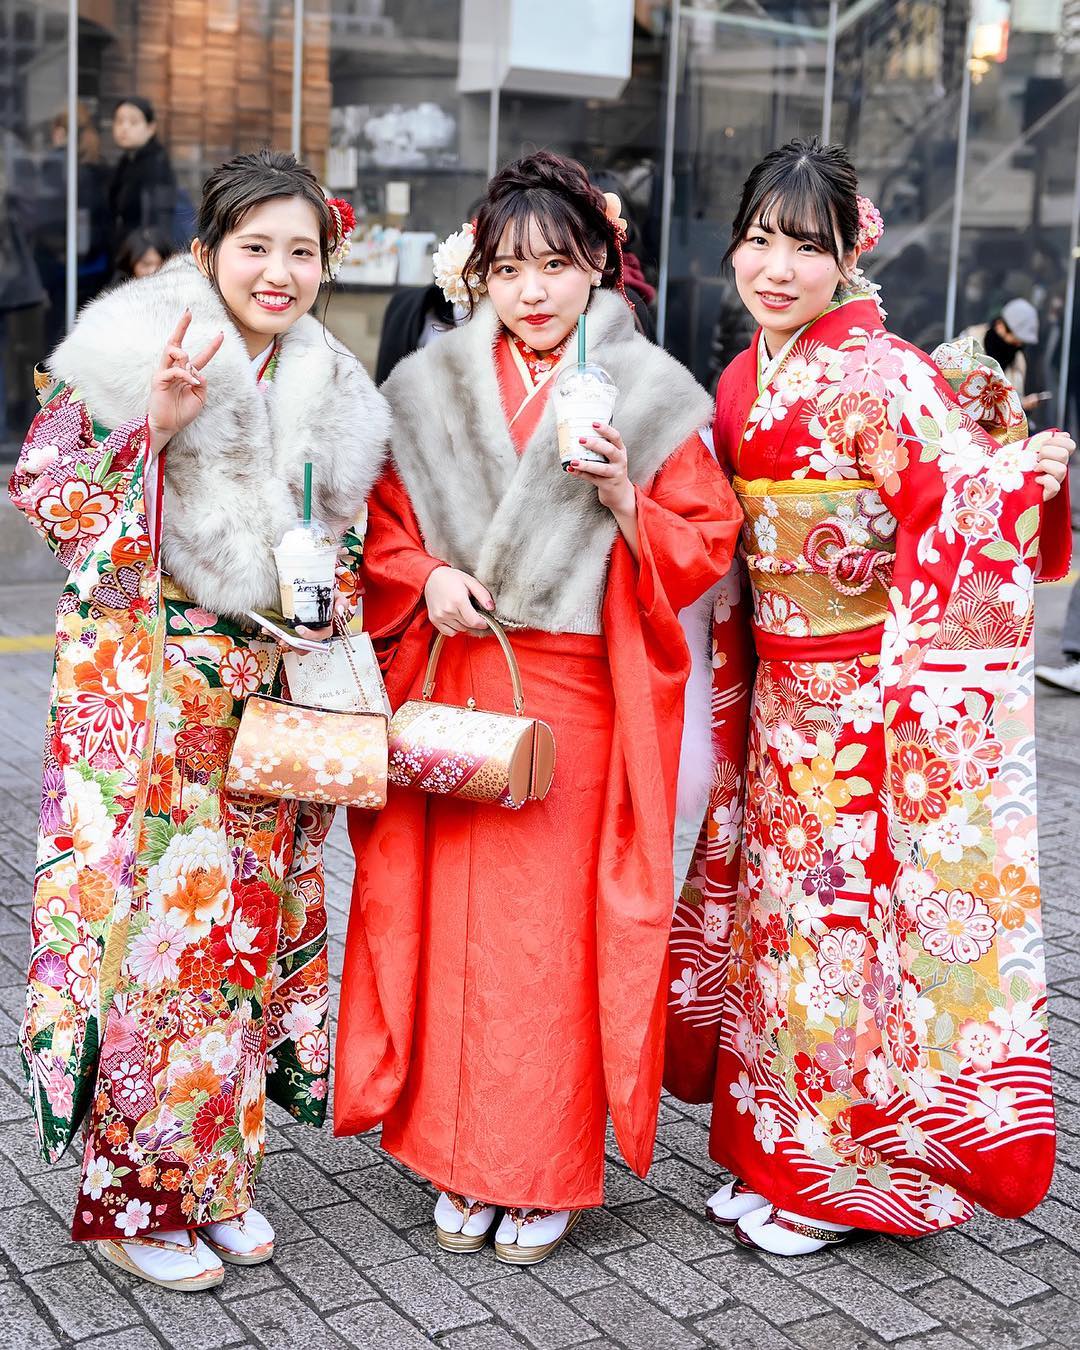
[108,96,177,252]
[1035,581,1080,693]
[964,297,1049,414]
[111,225,176,282]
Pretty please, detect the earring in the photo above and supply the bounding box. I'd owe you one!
[590,272,602,288]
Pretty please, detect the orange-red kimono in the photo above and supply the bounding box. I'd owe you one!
[335,296,741,1208]
[665,290,1071,1234]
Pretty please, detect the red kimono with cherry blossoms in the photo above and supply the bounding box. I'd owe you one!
[665,292,1070,1234]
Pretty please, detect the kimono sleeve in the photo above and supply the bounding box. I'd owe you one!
[360,465,448,643]
[8,383,147,574]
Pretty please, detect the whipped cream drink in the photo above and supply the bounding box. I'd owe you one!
[273,518,337,627]
[553,362,618,471]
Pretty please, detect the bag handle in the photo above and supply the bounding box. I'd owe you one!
[422,611,525,716]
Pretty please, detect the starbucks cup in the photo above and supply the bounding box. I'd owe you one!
[273,519,338,628]
[553,362,619,472]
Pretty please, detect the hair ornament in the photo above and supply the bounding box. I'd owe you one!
[855,195,884,254]
[602,192,628,242]
[433,220,485,304]
[324,197,357,280]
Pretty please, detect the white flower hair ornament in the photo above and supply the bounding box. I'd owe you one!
[433,221,485,305]
[323,197,357,282]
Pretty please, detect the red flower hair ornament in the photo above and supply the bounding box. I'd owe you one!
[324,197,357,281]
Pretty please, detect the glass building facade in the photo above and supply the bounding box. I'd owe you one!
[3,0,1079,457]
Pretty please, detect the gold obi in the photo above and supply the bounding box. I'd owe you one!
[734,477,895,643]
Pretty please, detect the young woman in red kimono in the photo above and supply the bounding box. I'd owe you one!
[335,151,741,1263]
[664,139,1074,1255]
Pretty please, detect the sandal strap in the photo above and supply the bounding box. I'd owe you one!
[730,1177,758,1197]
[445,1192,491,1220]
[111,1230,197,1254]
[766,1207,851,1244]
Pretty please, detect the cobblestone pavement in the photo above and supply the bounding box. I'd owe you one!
[1,571,1079,1350]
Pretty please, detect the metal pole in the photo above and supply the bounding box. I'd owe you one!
[64,0,77,332]
[1056,112,1080,426]
[487,89,499,177]
[657,0,681,347]
[821,0,839,143]
[943,11,974,343]
[291,0,305,158]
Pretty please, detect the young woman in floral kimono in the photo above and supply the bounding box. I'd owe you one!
[9,150,388,1289]
[664,139,1073,1255]
[334,151,741,1264]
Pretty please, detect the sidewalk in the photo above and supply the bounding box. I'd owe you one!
[0,574,1078,1350]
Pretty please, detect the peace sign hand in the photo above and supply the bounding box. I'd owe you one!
[147,310,224,455]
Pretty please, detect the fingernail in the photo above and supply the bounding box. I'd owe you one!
[592,421,601,428]
[578,436,588,444]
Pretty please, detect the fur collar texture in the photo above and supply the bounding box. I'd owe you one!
[384,288,713,634]
[48,256,390,616]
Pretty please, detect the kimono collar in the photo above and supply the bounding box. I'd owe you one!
[756,284,884,392]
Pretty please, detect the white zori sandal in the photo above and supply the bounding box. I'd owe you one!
[734,1204,854,1256]
[98,1228,224,1291]
[434,1191,498,1252]
[493,1208,581,1266]
[198,1207,276,1265]
[706,1176,768,1225]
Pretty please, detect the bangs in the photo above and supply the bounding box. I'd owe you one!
[474,189,599,277]
[751,187,841,259]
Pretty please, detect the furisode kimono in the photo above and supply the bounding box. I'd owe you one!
[334,288,742,1205]
[9,257,388,1240]
[665,286,1071,1234]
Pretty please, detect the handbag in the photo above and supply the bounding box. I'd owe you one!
[388,612,555,809]
[225,619,388,811]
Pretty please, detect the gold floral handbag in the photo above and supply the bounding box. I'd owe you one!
[387,612,555,809]
[226,621,388,811]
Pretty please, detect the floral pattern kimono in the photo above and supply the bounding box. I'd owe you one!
[10,369,362,1240]
[665,289,1071,1234]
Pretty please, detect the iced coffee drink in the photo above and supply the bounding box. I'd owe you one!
[273,519,337,628]
[553,362,618,471]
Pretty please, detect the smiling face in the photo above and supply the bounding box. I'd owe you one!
[193,196,324,358]
[732,208,856,355]
[484,215,597,351]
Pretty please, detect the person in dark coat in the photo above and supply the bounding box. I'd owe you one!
[108,97,177,252]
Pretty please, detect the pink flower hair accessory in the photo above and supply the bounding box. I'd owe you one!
[856,195,884,254]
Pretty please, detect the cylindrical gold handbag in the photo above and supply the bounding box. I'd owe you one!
[225,621,388,811]
[387,613,555,809]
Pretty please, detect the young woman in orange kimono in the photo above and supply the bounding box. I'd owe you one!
[334,151,741,1263]
[664,139,1074,1256]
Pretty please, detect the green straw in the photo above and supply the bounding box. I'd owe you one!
[303,461,312,524]
[577,310,586,367]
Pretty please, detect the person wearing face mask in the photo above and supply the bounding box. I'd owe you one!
[108,97,178,253]
[963,297,1047,414]
[9,149,388,1291]
[334,149,741,1265]
[664,138,1074,1257]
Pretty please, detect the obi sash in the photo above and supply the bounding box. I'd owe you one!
[734,477,895,660]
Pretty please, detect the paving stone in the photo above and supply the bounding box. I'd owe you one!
[908,1278,1041,1349]
[342,1162,434,1227]
[253,1184,319,1244]
[403,1220,509,1290]
[835,1238,940,1294]
[959,1210,1043,1254]
[797,1262,940,1343]
[602,1241,727,1318]
[479,1274,600,1350]
[532,1238,614,1299]
[601,1162,656,1207]
[1011,1290,1080,1344]
[572,1284,703,1349]
[912,1231,1050,1307]
[440,1327,531,1350]
[326,1301,434,1349]
[786,1312,890,1350]
[1005,1235,1080,1297]
[231,1287,353,1347]
[568,1207,648,1257]
[0,1200,82,1273]
[24,1258,141,1339]
[77,1331,169,1350]
[366,1254,490,1334]
[265,1150,350,1210]
[633,1156,717,1215]
[615,1197,727,1261]
[0,1281,62,1349]
[692,1303,800,1349]
[272,1235,376,1311]
[695,1251,832,1326]
[130,1282,244,1350]
[0,1158,32,1209]
[316,1200,415,1267]
[653,1119,713,1165]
